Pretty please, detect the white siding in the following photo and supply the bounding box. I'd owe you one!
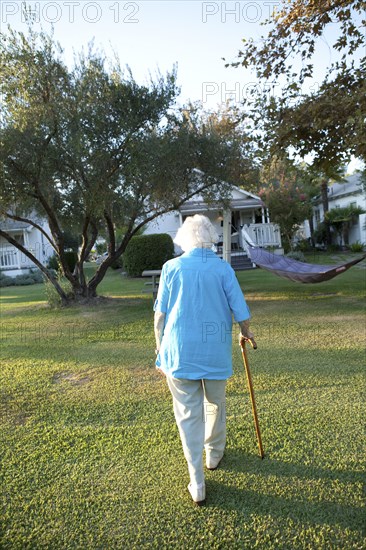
[311,175,366,246]
[143,211,181,238]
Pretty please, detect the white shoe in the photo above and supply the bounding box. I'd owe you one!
[188,482,206,505]
[206,455,223,470]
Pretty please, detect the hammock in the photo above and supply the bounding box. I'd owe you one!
[247,247,365,283]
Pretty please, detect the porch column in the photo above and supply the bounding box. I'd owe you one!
[261,207,265,224]
[16,235,22,269]
[23,229,29,248]
[22,229,30,267]
[222,208,231,265]
[266,208,270,223]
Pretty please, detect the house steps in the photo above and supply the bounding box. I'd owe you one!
[230,254,254,271]
[218,250,255,271]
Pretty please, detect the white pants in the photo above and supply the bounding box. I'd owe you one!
[166,377,227,486]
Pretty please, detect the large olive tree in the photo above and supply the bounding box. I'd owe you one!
[0,28,243,304]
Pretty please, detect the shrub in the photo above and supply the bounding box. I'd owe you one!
[294,238,312,252]
[44,278,73,308]
[14,274,35,285]
[0,269,47,287]
[286,251,306,262]
[350,241,365,253]
[123,234,174,277]
[29,268,45,283]
[0,272,13,287]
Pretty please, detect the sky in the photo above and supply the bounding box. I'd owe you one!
[1,0,364,172]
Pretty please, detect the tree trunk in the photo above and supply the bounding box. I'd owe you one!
[308,216,315,247]
[320,178,331,246]
[87,258,114,297]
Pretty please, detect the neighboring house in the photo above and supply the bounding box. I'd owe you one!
[144,185,282,269]
[311,174,366,246]
[0,217,54,277]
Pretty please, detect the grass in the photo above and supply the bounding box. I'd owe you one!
[1,255,365,549]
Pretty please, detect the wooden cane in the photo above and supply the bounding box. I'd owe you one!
[240,338,265,459]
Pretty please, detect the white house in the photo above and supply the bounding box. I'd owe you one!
[311,173,366,246]
[144,185,282,268]
[0,217,54,277]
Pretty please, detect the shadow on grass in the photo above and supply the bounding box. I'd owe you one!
[221,449,365,484]
[207,479,365,533]
[206,449,365,533]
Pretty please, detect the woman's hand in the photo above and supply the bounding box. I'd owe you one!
[239,332,257,349]
[238,320,255,344]
[154,349,165,376]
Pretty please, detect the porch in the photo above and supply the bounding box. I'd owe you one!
[217,223,282,270]
[0,245,35,275]
[0,217,53,277]
[179,188,282,267]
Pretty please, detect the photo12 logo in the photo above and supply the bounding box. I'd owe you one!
[1,1,140,24]
[202,1,280,23]
[202,81,320,104]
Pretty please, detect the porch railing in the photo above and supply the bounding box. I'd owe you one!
[0,247,36,270]
[242,223,282,248]
[0,248,19,269]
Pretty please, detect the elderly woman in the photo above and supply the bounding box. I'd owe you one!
[154,214,254,505]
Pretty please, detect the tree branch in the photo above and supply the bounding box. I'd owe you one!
[104,210,116,254]
[84,220,99,260]
[7,157,64,251]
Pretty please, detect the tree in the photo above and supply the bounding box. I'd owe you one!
[184,101,260,191]
[245,67,365,174]
[227,0,365,242]
[230,1,365,88]
[0,27,244,305]
[258,157,313,251]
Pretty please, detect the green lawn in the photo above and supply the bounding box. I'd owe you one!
[1,256,365,549]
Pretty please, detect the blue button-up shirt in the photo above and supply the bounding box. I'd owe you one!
[154,248,251,380]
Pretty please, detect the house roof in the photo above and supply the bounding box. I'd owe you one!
[179,184,264,214]
[180,197,263,214]
[313,174,364,206]
[327,173,364,200]
[0,218,32,232]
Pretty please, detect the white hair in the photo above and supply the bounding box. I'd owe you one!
[174,214,219,252]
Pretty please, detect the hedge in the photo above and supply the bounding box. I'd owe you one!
[123,234,174,277]
[0,268,45,287]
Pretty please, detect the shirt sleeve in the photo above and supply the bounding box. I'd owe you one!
[223,265,251,322]
[153,264,169,313]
